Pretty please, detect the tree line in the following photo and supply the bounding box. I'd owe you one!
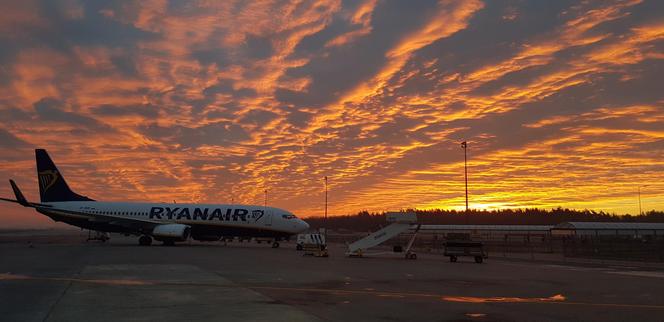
[304,208,664,232]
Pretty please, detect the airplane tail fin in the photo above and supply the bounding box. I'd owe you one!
[36,149,93,202]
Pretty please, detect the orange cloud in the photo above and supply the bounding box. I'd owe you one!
[340,0,484,105]
[325,0,377,48]
[0,0,47,36]
[0,0,662,227]
[587,22,664,64]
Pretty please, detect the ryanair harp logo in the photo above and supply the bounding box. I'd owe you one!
[250,210,264,222]
[38,170,59,192]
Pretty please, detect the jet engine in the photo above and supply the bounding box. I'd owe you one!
[152,224,191,241]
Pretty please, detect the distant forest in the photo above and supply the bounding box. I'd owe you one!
[305,208,664,232]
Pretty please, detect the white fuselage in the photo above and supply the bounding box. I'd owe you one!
[40,201,309,236]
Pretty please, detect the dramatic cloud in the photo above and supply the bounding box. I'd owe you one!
[0,0,662,227]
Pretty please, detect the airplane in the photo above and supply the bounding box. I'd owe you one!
[0,149,310,247]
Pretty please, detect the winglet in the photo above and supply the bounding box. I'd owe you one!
[0,180,51,208]
[10,180,30,207]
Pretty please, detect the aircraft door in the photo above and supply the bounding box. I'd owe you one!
[265,209,273,226]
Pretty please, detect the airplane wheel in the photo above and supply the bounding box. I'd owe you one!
[272,242,280,248]
[475,256,483,264]
[138,235,152,246]
[450,256,457,262]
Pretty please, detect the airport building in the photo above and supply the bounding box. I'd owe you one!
[333,214,664,261]
[390,222,664,260]
[407,222,664,241]
[417,224,553,239]
[551,222,664,238]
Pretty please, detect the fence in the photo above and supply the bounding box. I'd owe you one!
[326,230,664,262]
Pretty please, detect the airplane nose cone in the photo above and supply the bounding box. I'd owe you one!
[300,220,310,232]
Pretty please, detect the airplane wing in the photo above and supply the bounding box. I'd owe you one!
[51,207,165,232]
[88,213,163,230]
[0,180,53,208]
[0,197,20,204]
[2,179,165,233]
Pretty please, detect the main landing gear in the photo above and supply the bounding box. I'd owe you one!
[138,235,152,246]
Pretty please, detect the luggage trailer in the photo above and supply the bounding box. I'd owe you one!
[443,240,488,263]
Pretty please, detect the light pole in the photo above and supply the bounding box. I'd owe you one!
[324,176,328,240]
[264,189,267,208]
[461,141,469,223]
[638,185,648,216]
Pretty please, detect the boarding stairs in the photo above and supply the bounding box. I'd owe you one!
[346,212,420,259]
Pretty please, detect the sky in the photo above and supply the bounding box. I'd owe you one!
[0,0,663,228]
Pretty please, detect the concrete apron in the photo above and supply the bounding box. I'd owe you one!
[46,264,320,322]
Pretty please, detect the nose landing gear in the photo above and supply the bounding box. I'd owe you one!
[272,241,280,248]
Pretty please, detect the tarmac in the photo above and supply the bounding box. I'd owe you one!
[1,230,664,322]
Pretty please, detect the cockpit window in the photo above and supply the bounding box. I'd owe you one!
[281,214,297,219]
